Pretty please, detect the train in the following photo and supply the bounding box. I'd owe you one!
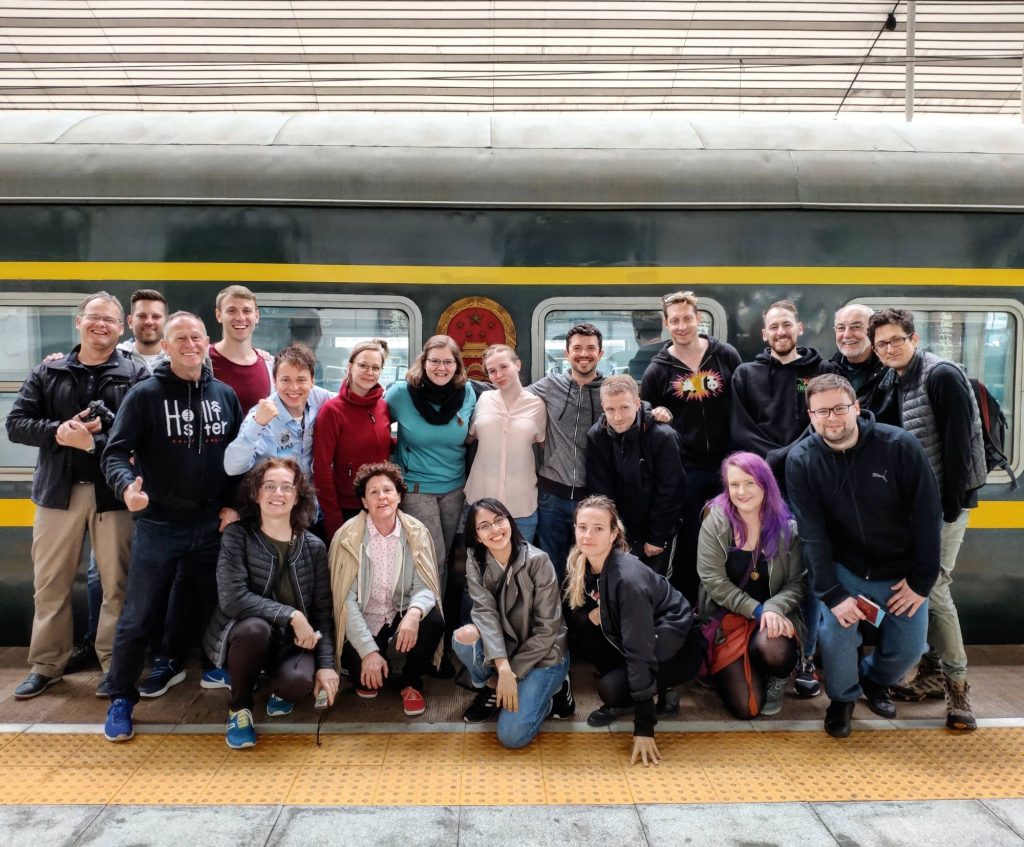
[0,112,1021,644]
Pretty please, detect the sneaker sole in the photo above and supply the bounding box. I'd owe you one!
[356,690,379,700]
[139,670,186,699]
[104,728,134,743]
[267,707,294,717]
[794,685,821,699]
[226,738,257,749]
[946,717,977,732]
[403,706,425,717]
[200,678,231,690]
[14,676,63,700]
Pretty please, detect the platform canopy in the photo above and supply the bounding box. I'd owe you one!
[0,1,1022,117]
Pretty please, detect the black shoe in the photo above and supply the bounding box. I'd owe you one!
[65,640,100,675]
[586,704,630,728]
[547,678,575,720]
[861,677,897,719]
[463,687,500,723]
[14,673,62,700]
[95,673,112,698]
[656,688,680,717]
[428,656,456,680]
[824,699,855,738]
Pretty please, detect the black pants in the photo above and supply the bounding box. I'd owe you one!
[669,466,721,604]
[225,617,317,711]
[567,606,704,706]
[341,606,444,690]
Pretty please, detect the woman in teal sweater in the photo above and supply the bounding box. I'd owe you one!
[385,334,476,597]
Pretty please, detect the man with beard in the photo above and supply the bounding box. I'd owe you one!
[731,300,835,458]
[118,289,168,373]
[830,304,893,422]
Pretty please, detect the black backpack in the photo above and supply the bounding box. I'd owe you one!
[969,378,1019,491]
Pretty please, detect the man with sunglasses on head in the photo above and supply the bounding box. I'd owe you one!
[867,309,986,732]
[786,373,941,739]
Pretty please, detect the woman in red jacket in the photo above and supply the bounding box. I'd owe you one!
[312,339,393,540]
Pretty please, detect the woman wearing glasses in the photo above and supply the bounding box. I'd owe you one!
[203,458,338,749]
[696,451,803,720]
[312,339,394,541]
[453,498,572,745]
[385,335,477,597]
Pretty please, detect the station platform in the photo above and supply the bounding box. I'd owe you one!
[1,645,1023,846]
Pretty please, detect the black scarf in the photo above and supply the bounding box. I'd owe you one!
[409,377,465,426]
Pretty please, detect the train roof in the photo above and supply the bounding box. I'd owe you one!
[1,111,1023,210]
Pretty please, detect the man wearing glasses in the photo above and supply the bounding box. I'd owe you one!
[786,373,941,739]
[868,309,986,732]
[7,292,148,700]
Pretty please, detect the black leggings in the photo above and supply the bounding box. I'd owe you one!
[225,617,317,711]
[714,629,799,720]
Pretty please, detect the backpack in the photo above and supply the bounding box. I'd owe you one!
[969,378,1019,491]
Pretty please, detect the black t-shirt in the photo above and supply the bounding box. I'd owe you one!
[260,531,297,611]
[725,547,770,606]
[69,362,106,485]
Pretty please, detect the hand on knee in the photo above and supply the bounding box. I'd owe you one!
[454,624,480,645]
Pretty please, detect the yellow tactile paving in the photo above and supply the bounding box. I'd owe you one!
[2,727,1024,806]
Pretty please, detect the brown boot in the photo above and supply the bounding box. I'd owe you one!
[944,678,977,732]
[890,656,945,701]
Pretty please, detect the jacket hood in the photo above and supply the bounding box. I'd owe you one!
[752,346,824,369]
[152,358,214,385]
[649,335,728,370]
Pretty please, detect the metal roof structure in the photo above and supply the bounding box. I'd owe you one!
[1,1,1022,117]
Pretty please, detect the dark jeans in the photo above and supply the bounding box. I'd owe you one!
[535,489,577,584]
[341,606,445,690]
[669,466,721,604]
[225,617,317,711]
[107,517,221,704]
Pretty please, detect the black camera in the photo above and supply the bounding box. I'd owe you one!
[81,399,116,429]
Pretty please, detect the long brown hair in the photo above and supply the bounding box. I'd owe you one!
[405,334,467,389]
[563,495,629,610]
[238,458,316,533]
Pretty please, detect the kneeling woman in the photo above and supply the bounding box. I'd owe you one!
[329,462,445,717]
[565,495,703,766]
[453,498,573,748]
[696,451,803,720]
[204,458,339,750]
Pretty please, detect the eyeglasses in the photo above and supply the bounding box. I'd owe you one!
[475,514,509,534]
[261,482,297,494]
[81,313,123,326]
[353,362,383,374]
[873,335,911,352]
[833,322,866,333]
[426,358,457,368]
[810,404,853,419]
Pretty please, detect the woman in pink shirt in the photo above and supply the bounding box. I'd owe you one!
[465,345,546,543]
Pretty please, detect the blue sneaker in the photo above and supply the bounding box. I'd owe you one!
[201,668,231,690]
[104,698,135,742]
[139,658,185,698]
[266,693,294,717]
[226,708,256,749]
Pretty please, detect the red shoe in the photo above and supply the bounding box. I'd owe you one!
[356,687,379,699]
[400,686,425,716]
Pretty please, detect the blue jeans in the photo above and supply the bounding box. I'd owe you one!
[107,517,221,703]
[817,563,929,703]
[85,551,101,643]
[515,510,538,546]
[800,579,821,660]
[535,490,576,584]
[452,634,569,749]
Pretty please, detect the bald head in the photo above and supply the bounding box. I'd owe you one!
[834,304,874,364]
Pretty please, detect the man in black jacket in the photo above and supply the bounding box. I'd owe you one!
[101,311,243,742]
[6,292,148,700]
[786,374,942,739]
[586,375,686,576]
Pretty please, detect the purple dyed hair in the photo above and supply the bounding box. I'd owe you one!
[707,451,792,558]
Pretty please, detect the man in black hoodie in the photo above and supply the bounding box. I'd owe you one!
[786,374,941,739]
[586,375,686,576]
[640,291,742,602]
[101,311,243,742]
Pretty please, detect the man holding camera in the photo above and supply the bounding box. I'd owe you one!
[6,292,148,699]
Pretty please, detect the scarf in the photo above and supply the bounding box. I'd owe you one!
[408,377,465,425]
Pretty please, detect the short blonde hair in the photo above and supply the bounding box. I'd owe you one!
[600,374,639,400]
[661,290,697,318]
[215,285,258,311]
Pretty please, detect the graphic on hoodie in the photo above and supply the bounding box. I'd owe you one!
[163,398,231,441]
[670,368,725,401]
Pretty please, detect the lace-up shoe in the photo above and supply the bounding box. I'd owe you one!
[226,708,257,749]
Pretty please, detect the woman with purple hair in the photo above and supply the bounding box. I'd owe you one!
[696,451,804,719]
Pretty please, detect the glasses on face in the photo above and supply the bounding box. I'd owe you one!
[475,514,509,534]
[810,404,853,419]
[426,358,457,368]
[261,482,297,494]
[873,335,910,352]
[834,322,866,334]
[81,313,123,327]
[353,361,383,374]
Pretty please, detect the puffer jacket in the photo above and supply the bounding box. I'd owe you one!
[466,542,567,679]
[696,505,805,642]
[203,522,335,670]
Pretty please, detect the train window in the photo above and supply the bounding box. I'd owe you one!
[856,298,1022,474]
[0,298,82,473]
[531,296,727,381]
[252,295,422,393]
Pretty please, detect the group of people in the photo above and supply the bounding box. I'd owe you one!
[7,285,986,764]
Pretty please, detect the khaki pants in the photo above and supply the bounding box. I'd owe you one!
[925,509,970,682]
[29,483,132,676]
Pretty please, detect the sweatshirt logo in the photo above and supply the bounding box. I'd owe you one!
[671,369,724,401]
[872,469,889,484]
[164,399,230,439]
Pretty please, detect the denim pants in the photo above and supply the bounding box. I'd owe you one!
[535,490,576,584]
[403,489,465,597]
[800,578,822,661]
[816,563,929,703]
[925,510,970,681]
[515,509,539,546]
[107,516,221,703]
[451,634,569,749]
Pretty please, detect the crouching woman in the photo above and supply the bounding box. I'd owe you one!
[204,458,339,750]
[453,498,573,747]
